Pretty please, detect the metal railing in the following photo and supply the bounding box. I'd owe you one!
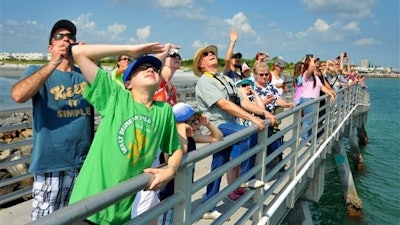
[0,84,370,225]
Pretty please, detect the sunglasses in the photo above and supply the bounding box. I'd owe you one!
[119,57,130,61]
[136,63,160,74]
[258,73,269,77]
[185,118,199,126]
[52,33,76,41]
[240,84,251,88]
[202,51,215,57]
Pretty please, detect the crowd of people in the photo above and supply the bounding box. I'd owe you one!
[11,19,366,225]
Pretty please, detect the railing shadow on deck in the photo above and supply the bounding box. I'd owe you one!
[0,84,370,225]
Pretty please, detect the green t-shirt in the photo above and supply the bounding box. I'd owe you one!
[69,69,180,225]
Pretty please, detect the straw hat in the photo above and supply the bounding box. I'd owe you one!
[192,45,218,77]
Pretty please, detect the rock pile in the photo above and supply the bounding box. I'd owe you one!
[0,112,33,200]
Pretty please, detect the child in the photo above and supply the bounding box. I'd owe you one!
[158,102,223,225]
[68,43,183,225]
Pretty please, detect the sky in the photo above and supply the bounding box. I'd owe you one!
[1,0,399,69]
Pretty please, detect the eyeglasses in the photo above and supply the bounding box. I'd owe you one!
[52,33,76,41]
[257,73,269,77]
[202,51,215,57]
[185,118,199,126]
[119,57,130,61]
[135,63,160,74]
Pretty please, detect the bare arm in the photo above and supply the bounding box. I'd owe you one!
[11,42,70,103]
[216,98,266,130]
[194,115,223,143]
[276,98,294,109]
[303,59,316,79]
[12,64,57,103]
[143,148,183,191]
[321,85,336,103]
[239,97,277,126]
[71,43,165,84]
[176,123,188,154]
[224,29,238,72]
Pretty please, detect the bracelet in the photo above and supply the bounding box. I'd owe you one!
[49,59,62,67]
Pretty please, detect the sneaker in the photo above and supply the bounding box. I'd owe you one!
[227,190,241,202]
[306,142,312,147]
[202,210,222,220]
[236,187,247,195]
[242,179,265,188]
[263,184,271,191]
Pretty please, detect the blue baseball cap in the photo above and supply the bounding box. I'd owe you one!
[172,102,201,122]
[235,78,254,88]
[123,55,162,83]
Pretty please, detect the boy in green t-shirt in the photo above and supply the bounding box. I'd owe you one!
[68,43,183,225]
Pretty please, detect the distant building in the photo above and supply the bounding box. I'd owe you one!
[1,52,47,60]
[361,58,368,68]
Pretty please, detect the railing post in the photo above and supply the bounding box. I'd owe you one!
[252,126,269,223]
[173,163,193,225]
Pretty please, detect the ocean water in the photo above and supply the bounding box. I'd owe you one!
[1,76,399,224]
[311,78,400,225]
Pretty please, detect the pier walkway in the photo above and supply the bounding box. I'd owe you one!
[0,82,370,225]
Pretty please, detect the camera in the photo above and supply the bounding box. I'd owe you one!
[305,54,313,59]
[68,43,79,55]
[229,93,241,106]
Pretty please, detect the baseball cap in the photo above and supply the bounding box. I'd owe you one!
[274,59,287,68]
[168,49,182,60]
[235,79,254,88]
[232,52,242,59]
[172,102,201,122]
[241,62,250,72]
[123,56,162,83]
[49,19,76,44]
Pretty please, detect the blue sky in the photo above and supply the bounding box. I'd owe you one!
[1,0,399,69]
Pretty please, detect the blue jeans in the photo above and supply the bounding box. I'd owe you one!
[202,122,257,206]
[300,98,314,141]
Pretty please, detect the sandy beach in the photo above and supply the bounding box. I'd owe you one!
[0,66,27,79]
[0,64,200,85]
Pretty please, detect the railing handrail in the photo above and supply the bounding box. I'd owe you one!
[0,84,370,225]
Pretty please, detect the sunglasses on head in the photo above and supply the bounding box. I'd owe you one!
[169,53,182,60]
[202,51,215,57]
[52,33,76,41]
[136,63,160,73]
[119,57,130,61]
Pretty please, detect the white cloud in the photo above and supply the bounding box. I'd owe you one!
[158,0,192,8]
[314,19,331,32]
[136,26,151,42]
[344,22,360,33]
[107,23,127,39]
[225,12,256,35]
[74,14,96,30]
[354,37,379,46]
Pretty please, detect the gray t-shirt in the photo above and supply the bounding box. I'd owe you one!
[195,72,243,126]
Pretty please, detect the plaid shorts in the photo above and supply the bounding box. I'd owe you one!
[31,169,79,220]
